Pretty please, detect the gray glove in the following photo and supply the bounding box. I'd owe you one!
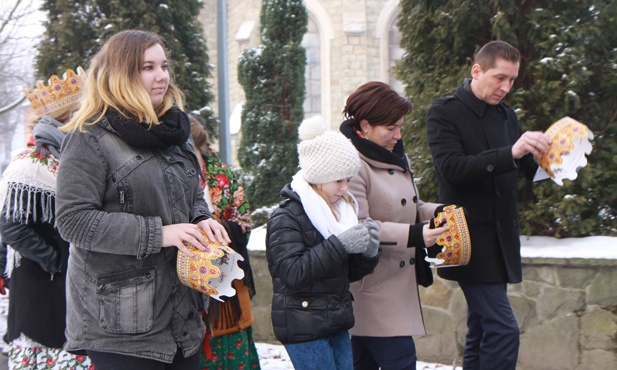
[337,224,369,254]
[364,218,380,257]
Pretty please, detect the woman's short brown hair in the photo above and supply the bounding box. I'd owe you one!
[342,81,412,131]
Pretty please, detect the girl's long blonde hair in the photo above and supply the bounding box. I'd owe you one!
[310,183,354,221]
[61,30,184,132]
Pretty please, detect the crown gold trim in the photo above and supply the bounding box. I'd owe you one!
[24,66,85,118]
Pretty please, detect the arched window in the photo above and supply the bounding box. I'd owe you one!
[302,17,321,117]
[377,0,405,96]
[388,16,405,96]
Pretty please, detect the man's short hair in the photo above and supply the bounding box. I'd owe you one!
[474,40,520,70]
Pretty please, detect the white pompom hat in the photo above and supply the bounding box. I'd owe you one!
[298,115,361,184]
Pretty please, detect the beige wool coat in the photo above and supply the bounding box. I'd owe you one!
[348,152,439,337]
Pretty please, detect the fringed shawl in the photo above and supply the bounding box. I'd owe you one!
[0,147,58,225]
[0,146,59,278]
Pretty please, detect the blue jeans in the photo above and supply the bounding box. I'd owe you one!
[284,330,353,370]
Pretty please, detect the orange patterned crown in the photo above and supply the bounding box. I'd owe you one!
[536,117,593,185]
[24,67,85,118]
[177,229,245,301]
[426,205,472,268]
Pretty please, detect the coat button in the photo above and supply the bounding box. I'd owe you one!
[409,257,416,265]
[413,196,418,203]
[401,198,407,206]
[399,261,405,268]
[136,155,142,160]
[388,169,395,175]
[302,301,309,308]
[486,164,494,172]
[188,311,195,319]
[496,191,501,198]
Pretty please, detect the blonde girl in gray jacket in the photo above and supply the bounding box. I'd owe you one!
[55,30,229,370]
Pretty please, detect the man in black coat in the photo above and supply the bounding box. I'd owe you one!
[426,40,551,370]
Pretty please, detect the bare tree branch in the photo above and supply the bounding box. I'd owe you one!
[0,0,24,36]
[0,95,26,115]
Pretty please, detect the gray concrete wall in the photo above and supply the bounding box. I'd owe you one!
[249,250,617,369]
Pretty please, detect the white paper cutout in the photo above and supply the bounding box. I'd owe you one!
[177,232,245,301]
[535,117,594,185]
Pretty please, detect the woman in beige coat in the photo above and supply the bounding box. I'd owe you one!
[340,81,448,370]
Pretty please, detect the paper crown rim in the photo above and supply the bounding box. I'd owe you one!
[24,66,86,118]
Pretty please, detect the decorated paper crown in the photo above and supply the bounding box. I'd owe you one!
[536,117,593,186]
[425,205,471,268]
[24,67,85,118]
[177,229,245,301]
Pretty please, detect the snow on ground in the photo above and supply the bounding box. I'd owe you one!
[255,342,461,369]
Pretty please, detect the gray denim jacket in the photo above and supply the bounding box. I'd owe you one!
[56,117,209,362]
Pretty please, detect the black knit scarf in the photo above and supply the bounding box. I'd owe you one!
[339,120,410,171]
[105,106,190,149]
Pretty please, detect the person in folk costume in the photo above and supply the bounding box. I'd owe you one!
[0,67,93,369]
[54,30,229,370]
[188,115,261,370]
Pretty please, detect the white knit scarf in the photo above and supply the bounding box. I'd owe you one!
[290,171,359,239]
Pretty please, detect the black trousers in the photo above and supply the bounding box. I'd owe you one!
[87,348,200,370]
[459,282,520,370]
[351,335,416,370]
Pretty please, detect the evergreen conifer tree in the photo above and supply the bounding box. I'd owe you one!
[35,0,217,132]
[237,0,307,209]
[396,0,617,237]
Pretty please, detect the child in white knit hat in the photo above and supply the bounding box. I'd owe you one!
[266,116,380,370]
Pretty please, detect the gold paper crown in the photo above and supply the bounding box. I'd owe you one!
[24,66,85,118]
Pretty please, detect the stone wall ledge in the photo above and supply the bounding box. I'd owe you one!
[522,256,617,267]
[249,247,617,370]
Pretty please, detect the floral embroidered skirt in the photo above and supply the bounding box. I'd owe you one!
[8,334,93,370]
[200,327,261,370]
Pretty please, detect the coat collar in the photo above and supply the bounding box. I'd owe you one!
[280,183,300,204]
[454,78,509,119]
[454,78,487,117]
